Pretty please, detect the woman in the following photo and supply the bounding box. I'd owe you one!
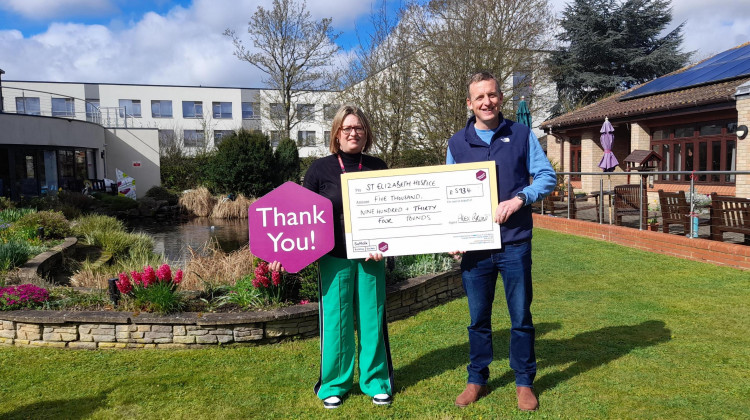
[271,105,393,409]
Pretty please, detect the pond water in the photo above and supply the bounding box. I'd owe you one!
[127,218,249,267]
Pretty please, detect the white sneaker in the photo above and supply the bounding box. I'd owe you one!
[372,393,392,405]
[323,396,342,409]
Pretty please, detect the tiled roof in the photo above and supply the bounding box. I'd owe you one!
[541,76,750,130]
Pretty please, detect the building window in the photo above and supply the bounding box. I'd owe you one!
[212,102,232,119]
[15,97,41,115]
[52,97,75,117]
[86,100,100,122]
[324,131,331,144]
[214,130,233,146]
[323,104,338,120]
[118,99,141,118]
[297,131,316,147]
[184,130,205,148]
[151,100,173,118]
[269,103,284,120]
[651,120,736,185]
[182,101,203,118]
[242,102,260,119]
[296,103,315,121]
[269,131,281,147]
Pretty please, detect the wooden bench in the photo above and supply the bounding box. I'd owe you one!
[613,184,647,226]
[709,193,750,243]
[658,190,690,234]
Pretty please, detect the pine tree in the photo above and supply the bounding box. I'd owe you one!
[548,0,691,116]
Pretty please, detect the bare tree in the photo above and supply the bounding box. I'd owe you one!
[344,0,555,165]
[225,0,340,139]
[340,2,421,167]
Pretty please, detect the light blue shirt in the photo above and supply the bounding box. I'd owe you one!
[446,128,555,206]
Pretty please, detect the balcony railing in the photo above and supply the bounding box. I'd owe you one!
[1,86,134,128]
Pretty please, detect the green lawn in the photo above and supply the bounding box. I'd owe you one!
[1,229,749,419]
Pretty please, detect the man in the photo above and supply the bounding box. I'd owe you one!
[447,71,556,411]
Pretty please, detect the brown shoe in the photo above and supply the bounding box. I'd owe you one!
[516,386,539,411]
[455,383,489,407]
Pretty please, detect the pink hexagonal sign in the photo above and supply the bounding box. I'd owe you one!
[248,182,334,273]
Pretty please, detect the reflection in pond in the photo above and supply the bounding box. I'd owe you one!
[128,218,249,267]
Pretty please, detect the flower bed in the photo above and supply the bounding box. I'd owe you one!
[0,268,462,349]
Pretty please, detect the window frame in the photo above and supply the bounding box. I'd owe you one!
[212,101,232,119]
[182,101,204,119]
[151,100,173,118]
[118,99,141,118]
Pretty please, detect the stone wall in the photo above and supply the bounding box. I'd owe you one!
[0,268,462,349]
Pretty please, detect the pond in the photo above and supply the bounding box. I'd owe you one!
[127,218,249,267]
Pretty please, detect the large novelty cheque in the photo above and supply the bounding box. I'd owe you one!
[248,182,335,273]
[341,161,501,259]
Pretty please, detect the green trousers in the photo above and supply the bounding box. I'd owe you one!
[313,254,394,399]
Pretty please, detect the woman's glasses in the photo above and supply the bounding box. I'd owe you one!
[340,126,365,135]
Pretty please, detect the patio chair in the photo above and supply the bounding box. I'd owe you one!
[657,190,690,234]
[613,184,647,227]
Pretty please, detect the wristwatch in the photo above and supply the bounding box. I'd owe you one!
[515,192,527,205]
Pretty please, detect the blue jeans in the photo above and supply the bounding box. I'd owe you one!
[461,240,536,387]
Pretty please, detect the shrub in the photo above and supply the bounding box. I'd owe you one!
[144,186,179,205]
[92,193,139,211]
[386,253,455,285]
[295,263,319,302]
[160,150,213,192]
[0,208,36,224]
[0,197,13,211]
[0,284,50,310]
[207,129,277,197]
[14,210,71,239]
[72,214,125,238]
[115,264,184,313]
[274,138,301,184]
[216,275,264,308]
[0,242,32,271]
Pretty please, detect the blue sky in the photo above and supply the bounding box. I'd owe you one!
[0,0,747,88]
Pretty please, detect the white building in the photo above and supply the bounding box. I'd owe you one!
[1,80,339,199]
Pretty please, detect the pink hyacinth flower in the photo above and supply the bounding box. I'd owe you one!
[271,270,281,286]
[300,300,310,305]
[252,277,261,288]
[131,271,143,286]
[143,265,157,287]
[116,275,133,294]
[174,269,183,284]
[157,264,172,281]
[254,261,269,277]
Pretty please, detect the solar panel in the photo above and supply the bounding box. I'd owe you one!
[621,43,750,100]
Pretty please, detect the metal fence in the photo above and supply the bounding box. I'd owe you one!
[545,170,750,237]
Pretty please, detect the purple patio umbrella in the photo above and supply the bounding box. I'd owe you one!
[599,117,618,223]
[598,117,618,171]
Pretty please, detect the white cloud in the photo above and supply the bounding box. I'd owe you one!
[0,0,117,20]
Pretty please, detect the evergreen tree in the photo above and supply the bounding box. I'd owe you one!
[548,0,691,116]
[208,130,277,197]
[274,138,301,184]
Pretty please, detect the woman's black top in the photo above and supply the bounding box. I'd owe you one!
[303,152,388,259]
